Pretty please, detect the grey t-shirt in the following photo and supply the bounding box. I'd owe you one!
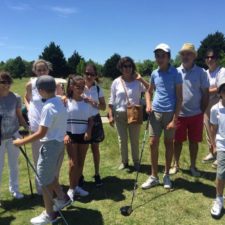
[177,64,209,117]
[0,92,21,140]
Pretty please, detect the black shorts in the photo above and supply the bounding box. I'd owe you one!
[67,132,91,144]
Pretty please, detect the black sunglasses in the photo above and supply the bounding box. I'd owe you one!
[123,64,132,69]
[0,80,11,84]
[205,55,216,60]
[85,72,96,77]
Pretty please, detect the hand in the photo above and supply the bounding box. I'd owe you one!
[84,132,91,141]
[146,105,152,114]
[13,138,24,147]
[64,135,71,144]
[108,116,114,127]
[135,73,142,80]
[166,120,176,130]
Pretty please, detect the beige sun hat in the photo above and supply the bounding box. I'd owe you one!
[179,43,197,57]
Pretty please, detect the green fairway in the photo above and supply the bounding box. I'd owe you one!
[0,78,224,225]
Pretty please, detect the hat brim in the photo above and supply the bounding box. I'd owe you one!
[179,49,197,57]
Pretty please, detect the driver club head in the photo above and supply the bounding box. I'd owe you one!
[120,205,133,216]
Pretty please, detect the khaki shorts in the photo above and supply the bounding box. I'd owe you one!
[217,151,225,180]
[149,111,175,139]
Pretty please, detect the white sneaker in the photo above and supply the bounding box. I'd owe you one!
[190,167,201,177]
[163,174,172,189]
[30,211,58,225]
[74,186,89,197]
[211,197,223,217]
[53,195,72,211]
[67,189,74,201]
[141,176,159,189]
[11,191,24,199]
[202,153,216,163]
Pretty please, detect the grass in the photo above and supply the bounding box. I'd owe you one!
[0,78,224,224]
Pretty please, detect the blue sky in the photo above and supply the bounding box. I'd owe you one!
[0,0,225,64]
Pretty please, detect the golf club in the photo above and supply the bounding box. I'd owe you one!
[18,145,69,225]
[18,130,34,197]
[120,115,150,216]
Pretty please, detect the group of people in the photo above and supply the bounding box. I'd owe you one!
[0,42,225,224]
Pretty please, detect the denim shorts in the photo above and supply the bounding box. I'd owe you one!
[217,151,225,180]
[37,140,64,186]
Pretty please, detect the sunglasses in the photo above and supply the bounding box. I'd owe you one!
[205,55,216,60]
[0,80,11,85]
[74,85,85,90]
[84,72,96,77]
[123,64,132,69]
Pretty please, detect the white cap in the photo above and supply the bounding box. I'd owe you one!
[154,43,171,53]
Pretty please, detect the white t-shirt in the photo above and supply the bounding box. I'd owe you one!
[67,99,95,134]
[83,84,104,116]
[39,96,67,142]
[215,67,225,88]
[210,101,225,151]
[28,78,44,132]
[109,77,146,112]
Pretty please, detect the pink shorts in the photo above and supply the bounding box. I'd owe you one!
[175,113,204,142]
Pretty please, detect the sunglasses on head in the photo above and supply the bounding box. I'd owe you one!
[0,80,11,85]
[84,72,96,77]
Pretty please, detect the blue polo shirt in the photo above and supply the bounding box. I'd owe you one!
[177,64,209,117]
[150,65,183,112]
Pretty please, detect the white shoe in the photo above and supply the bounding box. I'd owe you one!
[53,195,72,211]
[202,153,216,163]
[11,191,24,199]
[211,197,223,217]
[141,176,159,189]
[67,189,74,201]
[30,211,58,225]
[74,186,89,197]
[163,174,172,189]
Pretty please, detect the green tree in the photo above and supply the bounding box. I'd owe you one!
[0,61,5,71]
[196,31,225,68]
[67,51,84,74]
[23,60,33,77]
[76,59,86,75]
[103,53,121,79]
[40,42,68,78]
[171,55,181,68]
[4,56,26,78]
[136,60,154,76]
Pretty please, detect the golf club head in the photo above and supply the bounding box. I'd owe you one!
[120,205,133,216]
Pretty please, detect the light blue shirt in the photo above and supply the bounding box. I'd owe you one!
[177,64,209,117]
[150,65,183,112]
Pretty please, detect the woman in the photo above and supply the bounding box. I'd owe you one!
[202,48,225,168]
[83,64,106,187]
[0,72,28,199]
[24,59,63,194]
[108,57,149,170]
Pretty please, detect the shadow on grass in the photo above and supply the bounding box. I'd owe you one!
[62,175,137,203]
[180,168,216,181]
[127,164,165,175]
[173,177,215,198]
[0,216,15,225]
[56,206,103,225]
[0,194,43,214]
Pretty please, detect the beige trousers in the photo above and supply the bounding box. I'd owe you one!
[114,111,141,165]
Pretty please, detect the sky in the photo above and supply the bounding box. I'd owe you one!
[0,0,225,64]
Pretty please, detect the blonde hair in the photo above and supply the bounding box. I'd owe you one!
[32,59,52,73]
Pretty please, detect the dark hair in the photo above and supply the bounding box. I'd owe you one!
[205,48,220,60]
[117,56,136,73]
[66,74,85,98]
[0,71,13,84]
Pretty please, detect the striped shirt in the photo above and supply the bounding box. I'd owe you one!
[67,98,95,134]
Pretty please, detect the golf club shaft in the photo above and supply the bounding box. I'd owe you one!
[130,116,150,207]
[23,143,34,196]
[19,146,69,225]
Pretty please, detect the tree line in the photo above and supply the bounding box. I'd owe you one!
[0,31,225,79]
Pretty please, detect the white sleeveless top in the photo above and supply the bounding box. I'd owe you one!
[28,78,44,132]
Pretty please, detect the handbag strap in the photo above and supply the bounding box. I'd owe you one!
[120,77,131,105]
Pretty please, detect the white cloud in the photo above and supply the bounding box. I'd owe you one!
[7,2,31,11]
[50,6,78,17]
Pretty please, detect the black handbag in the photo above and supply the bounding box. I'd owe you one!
[91,114,105,143]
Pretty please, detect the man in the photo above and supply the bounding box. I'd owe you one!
[170,43,209,177]
[141,43,183,189]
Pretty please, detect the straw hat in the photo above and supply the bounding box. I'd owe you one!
[179,43,197,57]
